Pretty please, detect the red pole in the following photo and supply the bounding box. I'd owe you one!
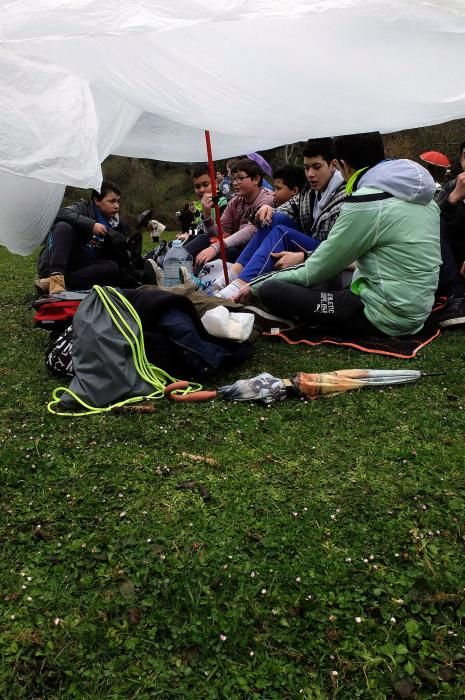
[204,130,229,285]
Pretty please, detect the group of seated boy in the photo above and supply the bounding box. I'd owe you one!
[36,131,465,339]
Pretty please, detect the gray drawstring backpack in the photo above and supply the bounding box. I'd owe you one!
[48,286,199,415]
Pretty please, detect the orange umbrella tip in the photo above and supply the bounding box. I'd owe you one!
[419,150,451,168]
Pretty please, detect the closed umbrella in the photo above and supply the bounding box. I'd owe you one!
[164,369,440,404]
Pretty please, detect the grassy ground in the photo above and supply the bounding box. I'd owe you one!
[1,244,465,699]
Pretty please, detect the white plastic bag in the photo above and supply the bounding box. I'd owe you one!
[201,306,254,342]
[196,259,234,292]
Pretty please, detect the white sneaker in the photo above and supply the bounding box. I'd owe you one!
[178,266,192,284]
[144,259,164,286]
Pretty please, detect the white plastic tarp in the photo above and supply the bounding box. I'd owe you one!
[1,0,465,254]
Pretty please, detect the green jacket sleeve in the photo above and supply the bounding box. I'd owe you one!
[251,200,378,293]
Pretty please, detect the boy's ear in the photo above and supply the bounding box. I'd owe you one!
[291,186,299,196]
[330,158,338,172]
[336,159,351,181]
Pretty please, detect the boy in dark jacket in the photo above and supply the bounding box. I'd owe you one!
[36,180,130,294]
[435,140,465,327]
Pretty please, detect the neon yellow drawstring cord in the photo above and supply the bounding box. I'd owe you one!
[345,167,368,195]
[48,286,201,416]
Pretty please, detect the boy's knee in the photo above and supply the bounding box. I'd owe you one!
[102,260,120,282]
[52,221,75,237]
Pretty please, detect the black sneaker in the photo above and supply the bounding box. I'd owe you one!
[439,296,465,329]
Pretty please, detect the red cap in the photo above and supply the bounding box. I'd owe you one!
[419,151,451,168]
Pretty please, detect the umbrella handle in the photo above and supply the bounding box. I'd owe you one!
[164,381,217,402]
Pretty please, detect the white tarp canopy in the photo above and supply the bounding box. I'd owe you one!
[1,0,465,254]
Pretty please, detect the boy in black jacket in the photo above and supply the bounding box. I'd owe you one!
[36,180,131,294]
[436,141,465,327]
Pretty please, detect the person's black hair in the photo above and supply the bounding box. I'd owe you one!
[231,158,263,186]
[332,132,385,170]
[226,156,246,170]
[459,140,465,155]
[302,138,335,163]
[273,165,306,191]
[449,161,463,179]
[191,164,210,179]
[425,162,447,182]
[92,179,121,201]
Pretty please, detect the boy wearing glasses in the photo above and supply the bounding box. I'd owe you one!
[193,159,274,269]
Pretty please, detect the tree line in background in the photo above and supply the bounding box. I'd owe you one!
[65,118,465,231]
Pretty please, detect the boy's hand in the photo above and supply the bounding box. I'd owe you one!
[271,251,305,269]
[448,172,465,205]
[201,193,213,218]
[195,245,217,267]
[234,283,252,304]
[93,223,107,235]
[255,205,274,225]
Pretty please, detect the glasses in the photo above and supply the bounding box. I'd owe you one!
[231,175,251,183]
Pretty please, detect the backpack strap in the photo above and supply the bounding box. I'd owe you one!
[345,192,394,203]
[345,164,394,202]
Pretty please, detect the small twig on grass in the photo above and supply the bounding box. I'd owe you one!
[179,452,218,465]
[176,480,212,501]
[176,481,196,490]
[111,404,156,414]
[198,484,211,501]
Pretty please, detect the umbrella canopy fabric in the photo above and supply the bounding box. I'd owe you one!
[2,0,465,253]
[293,369,422,399]
[217,373,287,405]
[246,153,274,178]
[419,151,451,168]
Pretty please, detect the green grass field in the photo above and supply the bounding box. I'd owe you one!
[1,244,465,699]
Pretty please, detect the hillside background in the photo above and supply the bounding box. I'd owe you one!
[65,119,465,231]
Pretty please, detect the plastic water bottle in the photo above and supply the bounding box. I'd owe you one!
[163,239,193,287]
